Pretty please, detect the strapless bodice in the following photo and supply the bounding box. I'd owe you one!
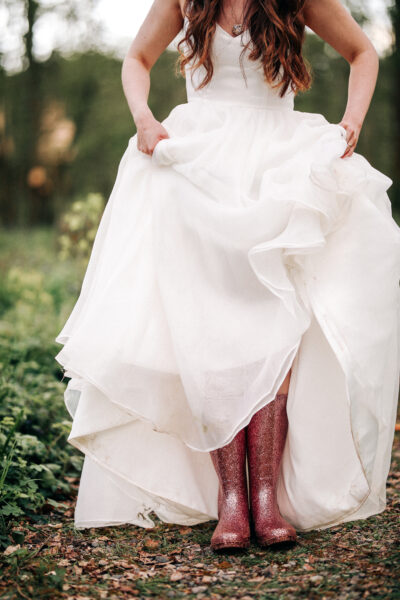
[184,22,295,110]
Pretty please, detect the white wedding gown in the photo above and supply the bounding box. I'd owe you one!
[55,21,400,532]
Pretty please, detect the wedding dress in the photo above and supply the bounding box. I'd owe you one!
[55,20,400,532]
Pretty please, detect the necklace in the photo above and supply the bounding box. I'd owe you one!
[223,2,245,37]
[232,23,244,36]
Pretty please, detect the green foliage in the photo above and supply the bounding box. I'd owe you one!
[0,227,83,547]
[57,192,105,262]
[0,411,46,522]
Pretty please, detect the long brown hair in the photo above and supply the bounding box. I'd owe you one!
[177,0,312,97]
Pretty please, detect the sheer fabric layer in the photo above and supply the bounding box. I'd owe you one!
[55,23,400,531]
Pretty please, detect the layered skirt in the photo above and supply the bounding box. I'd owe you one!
[55,98,400,531]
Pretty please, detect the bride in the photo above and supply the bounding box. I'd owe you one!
[55,0,400,551]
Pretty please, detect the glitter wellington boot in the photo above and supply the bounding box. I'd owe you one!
[247,393,297,546]
[209,428,250,551]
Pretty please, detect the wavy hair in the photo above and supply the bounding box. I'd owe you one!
[177,0,312,97]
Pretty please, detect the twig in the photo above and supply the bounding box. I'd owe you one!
[16,583,31,600]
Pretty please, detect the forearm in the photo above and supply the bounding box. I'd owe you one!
[342,47,379,128]
[121,56,155,128]
[303,0,380,154]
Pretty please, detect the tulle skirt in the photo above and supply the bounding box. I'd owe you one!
[55,98,400,531]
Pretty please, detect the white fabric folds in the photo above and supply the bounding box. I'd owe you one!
[55,23,400,532]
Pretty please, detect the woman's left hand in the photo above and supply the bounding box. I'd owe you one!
[339,119,361,158]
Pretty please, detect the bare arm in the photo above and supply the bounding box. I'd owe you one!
[303,0,379,157]
[121,0,184,155]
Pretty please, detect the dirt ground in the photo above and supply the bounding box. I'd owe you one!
[1,433,399,600]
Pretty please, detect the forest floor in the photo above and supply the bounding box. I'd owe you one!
[1,433,399,600]
[0,228,399,599]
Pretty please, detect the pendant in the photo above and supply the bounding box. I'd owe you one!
[232,23,243,36]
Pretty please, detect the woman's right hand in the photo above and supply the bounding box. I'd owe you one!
[136,114,170,157]
[121,1,182,156]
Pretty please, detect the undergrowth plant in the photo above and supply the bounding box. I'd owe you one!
[0,225,87,548]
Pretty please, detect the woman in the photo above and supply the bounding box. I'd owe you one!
[55,0,400,552]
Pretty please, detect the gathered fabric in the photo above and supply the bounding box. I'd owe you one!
[55,21,400,532]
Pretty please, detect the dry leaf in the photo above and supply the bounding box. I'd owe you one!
[3,545,21,556]
[217,561,233,569]
[179,527,192,535]
[144,538,160,549]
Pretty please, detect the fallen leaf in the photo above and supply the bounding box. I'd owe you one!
[170,572,185,581]
[3,545,21,556]
[217,561,233,569]
[144,537,160,549]
[57,559,70,567]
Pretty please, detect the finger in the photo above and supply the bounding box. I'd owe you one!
[342,134,358,158]
[156,135,169,145]
[343,128,353,144]
[341,143,352,158]
[151,136,168,154]
[341,145,354,159]
[347,134,357,148]
[348,138,358,153]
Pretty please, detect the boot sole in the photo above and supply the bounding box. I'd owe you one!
[211,538,251,551]
[256,534,297,547]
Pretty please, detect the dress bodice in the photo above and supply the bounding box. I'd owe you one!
[183,20,295,110]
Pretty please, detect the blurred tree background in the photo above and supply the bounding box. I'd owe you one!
[0,0,399,227]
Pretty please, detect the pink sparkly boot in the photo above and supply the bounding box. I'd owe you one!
[209,427,251,551]
[247,393,297,547]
